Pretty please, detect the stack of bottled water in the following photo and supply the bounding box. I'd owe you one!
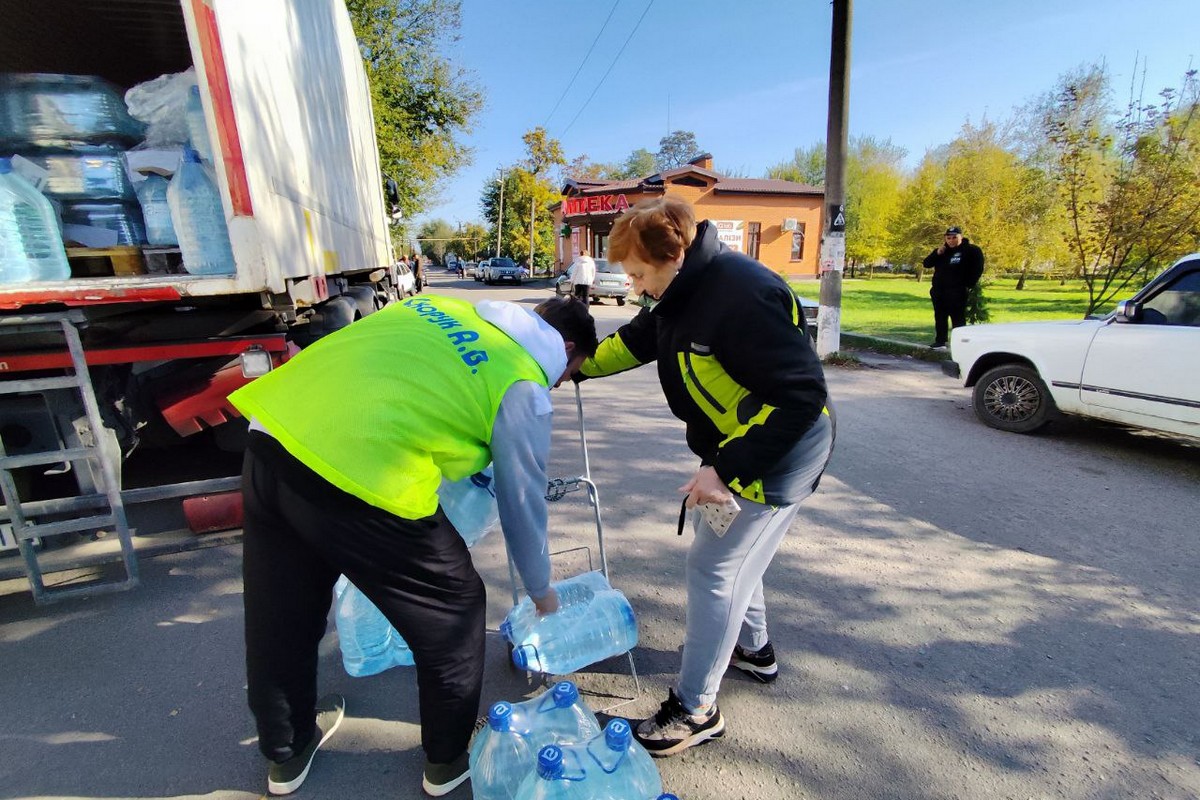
[470,681,602,800]
[510,718,663,800]
[501,571,638,675]
[333,466,502,676]
[166,147,235,275]
[0,157,71,283]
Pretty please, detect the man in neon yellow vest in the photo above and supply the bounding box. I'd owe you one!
[228,296,597,797]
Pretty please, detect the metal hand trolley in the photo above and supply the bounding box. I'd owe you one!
[502,383,641,712]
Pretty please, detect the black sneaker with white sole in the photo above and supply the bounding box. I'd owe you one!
[633,689,725,757]
[267,694,345,795]
[422,751,470,797]
[730,641,779,684]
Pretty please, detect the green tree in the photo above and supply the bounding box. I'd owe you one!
[655,130,702,171]
[416,218,454,264]
[1045,64,1200,314]
[887,153,946,281]
[766,142,826,185]
[346,0,483,223]
[520,128,565,274]
[609,148,657,179]
[458,222,490,259]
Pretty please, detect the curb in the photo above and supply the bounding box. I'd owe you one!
[839,331,951,363]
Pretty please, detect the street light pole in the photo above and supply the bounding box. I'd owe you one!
[496,168,506,259]
[816,0,851,358]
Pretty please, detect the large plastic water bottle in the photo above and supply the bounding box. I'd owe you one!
[186,85,215,162]
[439,465,498,547]
[504,575,638,675]
[135,175,177,246]
[585,719,662,800]
[333,575,414,676]
[0,157,71,284]
[512,680,602,753]
[469,701,535,800]
[500,571,614,647]
[167,147,235,275]
[514,745,592,800]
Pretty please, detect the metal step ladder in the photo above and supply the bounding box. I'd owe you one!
[0,312,139,603]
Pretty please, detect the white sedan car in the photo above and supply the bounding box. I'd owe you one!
[945,254,1200,440]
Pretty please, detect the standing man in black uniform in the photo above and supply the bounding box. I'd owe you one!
[923,226,984,349]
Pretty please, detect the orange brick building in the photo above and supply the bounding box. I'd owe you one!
[549,154,824,277]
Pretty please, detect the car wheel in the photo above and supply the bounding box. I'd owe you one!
[972,364,1056,434]
[616,297,626,306]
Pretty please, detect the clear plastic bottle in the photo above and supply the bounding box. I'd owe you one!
[514,745,592,800]
[510,680,602,754]
[500,571,613,646]
[438,465,499,547]
[167,147,235,275]
[584,719,663,800]
[186,85,215,163]
[0,157,70,283]
[332,575,414,676]
[469,701,535,800]
[135,175,177,246]
[507,580,638,675]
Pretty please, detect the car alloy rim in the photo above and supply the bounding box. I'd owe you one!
[983,375,1040,422]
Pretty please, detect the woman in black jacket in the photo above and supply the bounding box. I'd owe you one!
[580,196,834,756]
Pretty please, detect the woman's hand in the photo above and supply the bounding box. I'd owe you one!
[532,587,560,616]
[679,466,733,508]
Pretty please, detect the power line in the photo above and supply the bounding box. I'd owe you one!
[542,0,621,128]
[559,0,656,137]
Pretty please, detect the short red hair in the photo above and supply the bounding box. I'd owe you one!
[608,196,696,267]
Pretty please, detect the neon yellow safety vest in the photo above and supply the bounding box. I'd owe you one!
[229,295,550,519]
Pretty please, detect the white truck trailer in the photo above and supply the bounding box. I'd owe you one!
[0,0,399,602]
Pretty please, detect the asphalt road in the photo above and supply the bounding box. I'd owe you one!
[1,271,1197,800]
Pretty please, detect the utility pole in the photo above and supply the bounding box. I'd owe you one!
[529,194,537,276]
[495,168,506,258]
[816,0,851,358]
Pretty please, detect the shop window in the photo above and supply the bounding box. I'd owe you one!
[746,222,761,260]
[790,224,806,261]
[593,233,609,259]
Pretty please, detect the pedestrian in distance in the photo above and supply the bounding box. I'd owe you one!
[567,245,596,304]
[228,295,598,797]
[413,254,424,293]
[577,196,835,757]
[923,226,985,349]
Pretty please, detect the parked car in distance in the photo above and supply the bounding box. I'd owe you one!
[554,258,632,305]
[945,254,1199,440]
[394,261,416,296]
[473,258,489,281]
[485,257,522,285]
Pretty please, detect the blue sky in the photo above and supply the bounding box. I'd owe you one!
[422,0,1198,229]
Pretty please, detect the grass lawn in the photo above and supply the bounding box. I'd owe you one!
[792,275,1107,345]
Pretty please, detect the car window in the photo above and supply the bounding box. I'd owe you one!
[494,259,516,268]
[596,260,623,274]
[1142,270,1200,327]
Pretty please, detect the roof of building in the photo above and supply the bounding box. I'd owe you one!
[560,164,821,199]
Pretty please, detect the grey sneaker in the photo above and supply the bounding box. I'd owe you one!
[422,751,470,796]
[730,641,779,684]
[267,694,345,795]
[634,689,725,757]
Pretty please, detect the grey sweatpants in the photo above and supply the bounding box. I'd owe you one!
[676,413,834,712]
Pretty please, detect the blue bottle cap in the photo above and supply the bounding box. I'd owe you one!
[511,644,530,670]
[536,745,564,779]
[488,701,512,731]
[0,158,11,174]
[190,84,201,97]
[182,147,201,164]
[657,795,681,800]
[605,718,632,751]
[552,680,579,708]
[499,619,512,642]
